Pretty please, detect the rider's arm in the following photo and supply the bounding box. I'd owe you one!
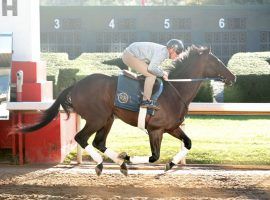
[147,53,167,77]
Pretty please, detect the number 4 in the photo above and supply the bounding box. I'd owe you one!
[109,18,115,29]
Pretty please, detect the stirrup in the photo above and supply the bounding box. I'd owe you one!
[140,100,160,110]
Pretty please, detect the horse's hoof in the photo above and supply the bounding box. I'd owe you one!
[165,162,175,171]
[165,163,171,171]
[95,163,103,176]
[120,162,128,176]
[118,152,128,160]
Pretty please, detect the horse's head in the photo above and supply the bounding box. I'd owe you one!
[170,45,236,86]
[198,47,236,86]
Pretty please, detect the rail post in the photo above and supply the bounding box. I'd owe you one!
[76,114,82,164]
[180,123,186,165]
[16,70,24,165]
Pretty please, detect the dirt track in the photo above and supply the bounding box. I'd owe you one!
[0,163,269,200]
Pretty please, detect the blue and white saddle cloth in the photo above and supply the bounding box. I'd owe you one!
[114,71,163,115]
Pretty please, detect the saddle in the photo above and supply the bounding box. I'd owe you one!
[114,70,163,115]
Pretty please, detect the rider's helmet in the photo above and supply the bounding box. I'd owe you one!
[166,39,184,55]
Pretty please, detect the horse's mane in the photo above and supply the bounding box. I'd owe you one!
[169,45,205,78]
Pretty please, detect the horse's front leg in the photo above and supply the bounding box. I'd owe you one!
[166,127,192,171]
[120,129,164,164]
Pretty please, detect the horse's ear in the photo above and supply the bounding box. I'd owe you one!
[200,47,210,55]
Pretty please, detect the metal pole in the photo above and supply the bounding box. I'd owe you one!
[11,113,17,160]
[76,114,82,164]
[180,123,186,165]
[16,70,24,165]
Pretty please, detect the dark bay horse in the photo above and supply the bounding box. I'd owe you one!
[20,45,236,175]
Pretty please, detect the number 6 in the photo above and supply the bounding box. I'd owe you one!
[219,18,225,29]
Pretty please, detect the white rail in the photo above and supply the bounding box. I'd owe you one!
[7,101,54,111]
[7,102,270,115]
[188,103,270,115]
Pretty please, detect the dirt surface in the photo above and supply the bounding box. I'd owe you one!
[0,163,269,200]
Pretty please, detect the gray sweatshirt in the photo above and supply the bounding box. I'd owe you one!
[125,42,169,77]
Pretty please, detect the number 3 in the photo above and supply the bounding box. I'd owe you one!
[54,19,60,29]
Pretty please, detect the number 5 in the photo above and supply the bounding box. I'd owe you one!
[164,18,170,29]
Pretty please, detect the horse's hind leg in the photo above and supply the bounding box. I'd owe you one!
[92,116,127,176]
[74,123,104,175]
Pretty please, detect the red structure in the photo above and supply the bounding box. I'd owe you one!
[0,120,13,149]
[23,113,77,163]
[11,61,53,101]
[0,61,77,164]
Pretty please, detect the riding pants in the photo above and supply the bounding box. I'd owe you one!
[122,50,156,100]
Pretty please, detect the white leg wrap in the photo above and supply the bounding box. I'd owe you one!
[130,156,149,164]
[172,147,189,165]
[138,107,147,130]
[104,148,124,165]
[85,145,103,164]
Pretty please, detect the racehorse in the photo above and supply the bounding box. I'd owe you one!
[19,45,236,175]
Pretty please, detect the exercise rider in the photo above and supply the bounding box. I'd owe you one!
[122,39,184,110]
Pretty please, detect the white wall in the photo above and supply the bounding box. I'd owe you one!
[0,0,40,61]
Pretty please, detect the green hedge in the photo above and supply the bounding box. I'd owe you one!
[42,53,122,97]
[193,81,213,102]
[42,52,122,77]
[224,52,270,102]
[225,75,270,102]
[42,53,213,101]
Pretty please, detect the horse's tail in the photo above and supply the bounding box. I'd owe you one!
[21,86,74,133]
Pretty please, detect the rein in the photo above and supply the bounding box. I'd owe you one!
[167,81,188,111]
[167,77,222,82]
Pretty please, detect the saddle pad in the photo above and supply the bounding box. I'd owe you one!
[114,74,141,112]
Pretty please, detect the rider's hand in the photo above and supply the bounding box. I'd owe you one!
[163,71,169,81]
